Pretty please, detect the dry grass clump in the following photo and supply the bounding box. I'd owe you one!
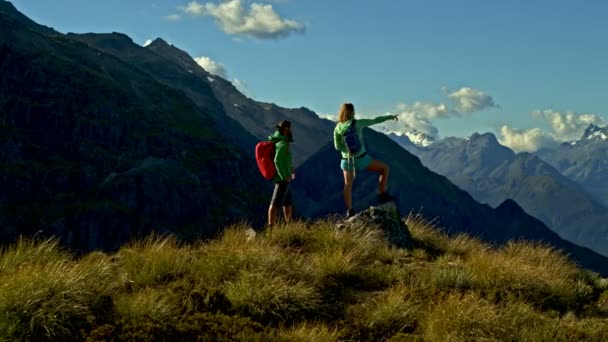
[1,216,606,340]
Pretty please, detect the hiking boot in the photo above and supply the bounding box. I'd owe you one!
[346,208,356,219]
[378,192,396,204]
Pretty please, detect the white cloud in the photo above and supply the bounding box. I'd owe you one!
[378,105,442,140]
[143,39,153,47]
[193,55,252,96]
[397,112,440,140]
[179,0,305,39]
[371,86,500,140]
[182,1,204,15]
[316,113,335,121]
[498,125,558,152]
[232,78,252,97]
[194,56,228,78]
[446,87,499,113]
[397,102,451,119]
[163,13,182,21]
[532,109,606,141]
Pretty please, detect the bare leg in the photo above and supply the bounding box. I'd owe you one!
[283,206,292,223]
[366,160,390,194]
[343,170,354,209]
[268,205,279,227]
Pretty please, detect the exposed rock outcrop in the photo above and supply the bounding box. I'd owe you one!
[339,202,412,249]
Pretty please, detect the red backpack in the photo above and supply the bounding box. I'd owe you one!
[255,141,276,180]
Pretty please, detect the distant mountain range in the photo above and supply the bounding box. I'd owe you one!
[537,124,608,207]
[292,129,608,274]
[390,130,608,256]
[388,131,435,148]
[2,0,608,274]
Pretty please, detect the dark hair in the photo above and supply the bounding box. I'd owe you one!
[276,120,291,130]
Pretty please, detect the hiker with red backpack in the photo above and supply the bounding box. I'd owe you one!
[256,120,294,227]
[334,103,398,218]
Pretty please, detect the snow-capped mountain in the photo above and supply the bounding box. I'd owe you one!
[401,132,608,257]
[404,130,435,147]
[388,130,435,149]
[536,124,608,207]
[581,124,608,142]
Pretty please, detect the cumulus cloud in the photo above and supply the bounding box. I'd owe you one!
[143,39,153,47]
[395,112,440,139]
[194,56,228,78]
[396,102,451,119]
[446,87,499,113]
[194,55,251,96]
[379,103,447,140]
[232,78,252,97]
[316,113,336,121]
[179,0,305,39]
[532,109,606,141]
[498,125,558,152]
[182,1,204,14]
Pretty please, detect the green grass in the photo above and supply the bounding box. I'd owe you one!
[0,217,606,341]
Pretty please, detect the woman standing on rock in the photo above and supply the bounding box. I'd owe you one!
[333,103,398,218]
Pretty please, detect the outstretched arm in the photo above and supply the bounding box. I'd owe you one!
[357,115,398,128]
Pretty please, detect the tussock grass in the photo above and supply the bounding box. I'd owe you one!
[275,322,344,342]
[406,214,450,257]
[195,225,303,286]
[224,271,321,323]
[1,216,606,340]
[424,293,608,341]
[0,237,70,273]
[346,284,419,340]
[114,287,181,322]
[115,234,193,287]
[407,214,489,259]
[461,242,580,311]
[0,239,114,340]
[423,293,546,341]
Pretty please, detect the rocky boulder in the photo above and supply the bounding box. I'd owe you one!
[340,202,412,249]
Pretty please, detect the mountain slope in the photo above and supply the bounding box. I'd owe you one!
[405,132,608,256]
[0,1,267,250]
[145,39,335,166]
[66,34,259,155]
[293,129,608,275]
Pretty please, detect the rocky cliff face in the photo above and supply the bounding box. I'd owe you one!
[0,3,268,251]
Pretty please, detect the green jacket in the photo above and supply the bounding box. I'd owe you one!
[269,131,293,183]
[334,115,395,159]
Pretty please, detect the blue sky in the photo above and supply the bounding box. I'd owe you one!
[10,0,608,150]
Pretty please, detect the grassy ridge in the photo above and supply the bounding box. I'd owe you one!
[0,217,607,341]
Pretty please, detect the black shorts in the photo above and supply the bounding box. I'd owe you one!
[270,181,293,207]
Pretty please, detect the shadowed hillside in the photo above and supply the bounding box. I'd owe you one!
[0,1,268,250]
